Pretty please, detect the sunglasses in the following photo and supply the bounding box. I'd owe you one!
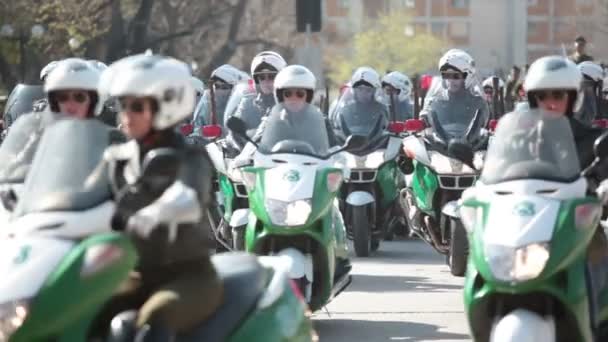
[383,86,401,95]
[56,91,89,103]
[214,83,233,90]
[441,72,464,80]
[536,90,568,101]
[257,73,276,81]
[283,89,306,99]
[119,98,147,114]
[483,87,493,95]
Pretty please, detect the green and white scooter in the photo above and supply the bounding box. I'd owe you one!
[227,111,360,312]
[0,119,314,342]
[460,110,608,341]
[401,107,487,276]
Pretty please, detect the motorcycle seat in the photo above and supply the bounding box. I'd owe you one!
[179,252,269,342]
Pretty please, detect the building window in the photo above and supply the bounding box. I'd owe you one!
[527,0,538,6]
[450,22,469,38]
[403,0,415,8]
[451,0,469,8]
[528,21,539,36]
[339,0,349,9]
[431,22,446,36]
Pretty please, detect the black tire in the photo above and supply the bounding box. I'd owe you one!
[371,238,380,251]
[448,217,468,277]
[352,206,371,257]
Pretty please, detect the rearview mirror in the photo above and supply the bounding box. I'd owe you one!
[226,117,248,138]
[202,125,222,139]
[594,130,608,160]
[447,140,475,170]
[141,148,180,188]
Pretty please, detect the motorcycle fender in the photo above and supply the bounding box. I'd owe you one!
[230,208,250,228]
[441,200,460,218]
[490,309,555,342]
[346,191,375,206]
[277,248,314,281]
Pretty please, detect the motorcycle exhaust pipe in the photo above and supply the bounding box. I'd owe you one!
[424,215,449,254]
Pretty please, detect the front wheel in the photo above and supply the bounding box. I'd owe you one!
[352,206,371,257]
[447,217,468,277]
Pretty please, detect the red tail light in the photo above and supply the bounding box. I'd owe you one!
[488,119,498,132]
[404,119,425,132]
[180,123,193,136]
[388,121,406,134]
[201,124,222,138]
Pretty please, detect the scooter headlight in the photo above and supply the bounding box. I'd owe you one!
[0,299,30,341]
[265,199,312,226]
[485,243,550,283]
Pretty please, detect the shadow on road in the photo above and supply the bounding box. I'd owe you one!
[345,274,462,293]
[314,318,470,341]
[351,239,449,265]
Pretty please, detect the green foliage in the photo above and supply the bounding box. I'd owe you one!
[328,11,446,84]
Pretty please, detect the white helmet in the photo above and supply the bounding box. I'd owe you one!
[211,64,246,85]
[438,49,475,74]
[523,56,583,115]
[250,51,287,77]
[87,60,108,71]
[191,76,205,95]
[40,61,59,82]
[482,76,505,89]
[44,58,102,115]
[381,71,412,100]
[350,66,381,89]
[105,54,196,130]
[274,64,316,103]
[578,61,605,83]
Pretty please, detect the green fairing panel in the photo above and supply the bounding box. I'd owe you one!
[411,161,439,213]
[12,233,137,341]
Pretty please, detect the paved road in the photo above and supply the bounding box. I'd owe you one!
[314,238,471,342]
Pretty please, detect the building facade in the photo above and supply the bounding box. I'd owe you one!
[324,0,606,73]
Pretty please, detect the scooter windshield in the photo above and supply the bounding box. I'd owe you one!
[426,94,482,142]
[3,84,45,126]
[258,104,330,157]
[0,112,43,183]
[333,88,387,139]
[223,81,256,126]
[481,109,580,184]
[15,119,114,215]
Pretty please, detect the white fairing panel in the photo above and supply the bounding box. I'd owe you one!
[3,201,115,239]
[484,195,560,248]
[0,237,73,303]
[402,135,430,166]
[385,136,402,160]
[205,142,227,175]
[474,178,587,201]
[256,153,334,203]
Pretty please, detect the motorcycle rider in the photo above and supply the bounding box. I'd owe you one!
[331,66,389,135]
[91,53,222,340]
[523,55,608,315]
[575,61,605,126]
[482,76,505,119]
[0,58,106,183]
[194,64,246,128]
[420,49,489,131]
[227,51,286,130]
[381,71,413,121]
[239,64,350,280]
